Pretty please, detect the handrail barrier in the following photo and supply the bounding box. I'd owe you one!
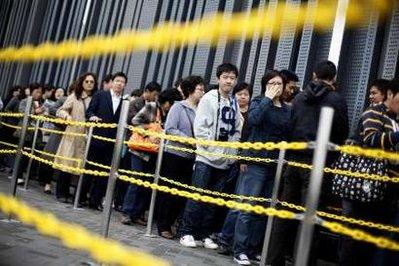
[2,111,398,161]
[9,147,399,234]
[0,193,168,266]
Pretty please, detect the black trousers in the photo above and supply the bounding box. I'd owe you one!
[55,170,74,198]
[339,199,392,266]
[156,152,194,233]
[86,143,114,207]
[268,156,331,266]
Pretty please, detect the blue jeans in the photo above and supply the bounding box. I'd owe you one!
[180,161,230,239]
[234,164,275,256]
[122,153,150,219]
[218,169,245,246]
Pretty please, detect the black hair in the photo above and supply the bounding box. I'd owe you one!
[112,72,128,83]
[313,60,337,81]
[102,73,113,83]
[74,72,98,99]
[46,85,57,101]
[174,78,184,88]
[144,81,162,92]
[233,82,253,98]
[5,85,24,103]
[216,63,239,78]
[388,79,399,97]
[29,83,43,94]
[43,84,54,92]
[261,69,286,95]
[370,78,390,98]
[158,88,182,105]
[280,69,299,82]
[130,89,143,98]
[180,76,204,98]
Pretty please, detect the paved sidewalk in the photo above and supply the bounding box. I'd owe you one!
[0,174,233,266]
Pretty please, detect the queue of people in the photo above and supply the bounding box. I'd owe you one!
[0,61,398,266]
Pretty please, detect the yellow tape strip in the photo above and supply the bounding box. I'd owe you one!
[0,140,18,148]
[118,174,399,251]
[0,112,24,118]
[337,145,399,161]
[23,152,399,233]
[0,1,390,62]
[0,193,168,266]
[31,115,117,129]
[0,149,16,154]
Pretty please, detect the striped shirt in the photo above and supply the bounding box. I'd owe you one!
[361,104,397,150]
[361,103,399,176]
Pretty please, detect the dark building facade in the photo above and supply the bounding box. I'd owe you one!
[0,0,398,132]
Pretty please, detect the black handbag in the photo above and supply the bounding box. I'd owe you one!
[332,150,387,202]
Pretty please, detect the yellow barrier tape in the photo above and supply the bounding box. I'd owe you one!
[0,112,24,118]
[0,1,390,62]
[22,151,108,176]
[129,127,308,151]
[322,221,399,251]
[33,149,82,163]
[0,140,18,148]
[118,174,399,251]
[287,161,399,183]
[30,115,117,129]
[118,174,297,219]
[0,193,168,266]
[39,126,86,138]
[23,151,399,233]
[0,121,23,130]
[0,149,16,154]
[318,211,399,233]
[85,158,399,233]
[337,145,399,161]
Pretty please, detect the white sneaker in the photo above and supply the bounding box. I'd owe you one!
[203,237,218,249]
[180,235,197,248]
[234,254,251,265]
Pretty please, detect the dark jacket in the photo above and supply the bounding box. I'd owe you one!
[242,96,292,161]
[361,103,399,177]
[86,90,122,147]
[290,81,349,162]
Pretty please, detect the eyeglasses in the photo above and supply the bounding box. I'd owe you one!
[267,82,283,86]
[84,80,94,84]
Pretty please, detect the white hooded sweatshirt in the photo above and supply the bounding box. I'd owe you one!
[194,89,242,169]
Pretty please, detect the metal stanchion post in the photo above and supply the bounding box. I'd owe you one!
[10,96,33,197]
[260,148,286,266]
[73,126,94,209]
[22,119,40,190]
[145,138,165,237]
[101,100,129,238]
[294,107,334,266]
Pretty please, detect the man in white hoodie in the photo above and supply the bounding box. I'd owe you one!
[180,63,243,249]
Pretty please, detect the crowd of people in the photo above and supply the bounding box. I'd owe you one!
[0,61,398,265]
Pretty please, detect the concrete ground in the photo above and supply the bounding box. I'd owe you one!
[0,173,337,266]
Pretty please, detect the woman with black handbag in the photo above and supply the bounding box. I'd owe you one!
[334,79,399,265]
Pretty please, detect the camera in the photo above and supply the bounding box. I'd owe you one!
[217,129,229,142]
